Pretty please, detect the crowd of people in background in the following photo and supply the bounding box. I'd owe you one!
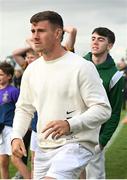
[0,10,126,179]
[117,58,127,110]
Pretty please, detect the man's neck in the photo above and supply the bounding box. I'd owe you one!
[42,46,67,61]
[92,53,108,65]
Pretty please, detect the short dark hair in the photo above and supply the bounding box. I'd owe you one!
[92,27,115,44]
[0,62,14,82]
[30,10,63,29]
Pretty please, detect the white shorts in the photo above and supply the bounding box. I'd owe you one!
[86,150,105,179]
[34,143,93,179]
[30,130,37,152]
[0,126,12,155]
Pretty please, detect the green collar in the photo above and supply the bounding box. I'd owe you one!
[84,52,115,70]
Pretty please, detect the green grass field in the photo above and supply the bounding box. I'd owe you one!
[105,110,127,179]
[1,110,127,179]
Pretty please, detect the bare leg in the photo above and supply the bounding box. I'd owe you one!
[80,169,86,179]
[11,155,31,179]
[0,154,9,179]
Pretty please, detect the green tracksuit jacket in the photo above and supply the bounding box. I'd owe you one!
[84,52,124,147]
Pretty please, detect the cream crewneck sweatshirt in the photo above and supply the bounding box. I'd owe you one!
[12,51,111,153]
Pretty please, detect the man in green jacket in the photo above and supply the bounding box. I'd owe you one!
[83,27,124,179]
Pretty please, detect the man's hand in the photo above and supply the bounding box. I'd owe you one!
[42,120,70,139]
[11,138,27,158]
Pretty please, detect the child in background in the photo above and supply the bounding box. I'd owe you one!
[0,62,19,179]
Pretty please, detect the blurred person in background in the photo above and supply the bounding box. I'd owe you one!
[13,66,23,89]
[117,58,127,110]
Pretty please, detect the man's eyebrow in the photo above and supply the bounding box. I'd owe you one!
[92,36,106,40]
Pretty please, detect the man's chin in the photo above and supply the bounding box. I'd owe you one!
[92,52,98,55]
[92,51,101,56]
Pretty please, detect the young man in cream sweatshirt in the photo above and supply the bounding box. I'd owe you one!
[11,11,111,179]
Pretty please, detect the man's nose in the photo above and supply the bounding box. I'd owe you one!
[33,32,39,39]
[93,39,98,44]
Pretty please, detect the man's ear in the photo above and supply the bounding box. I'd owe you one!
[107,43,113,51]
[8,74,12,81]
[55,28,63,40]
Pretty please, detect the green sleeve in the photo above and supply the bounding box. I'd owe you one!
[99,77,124,147]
